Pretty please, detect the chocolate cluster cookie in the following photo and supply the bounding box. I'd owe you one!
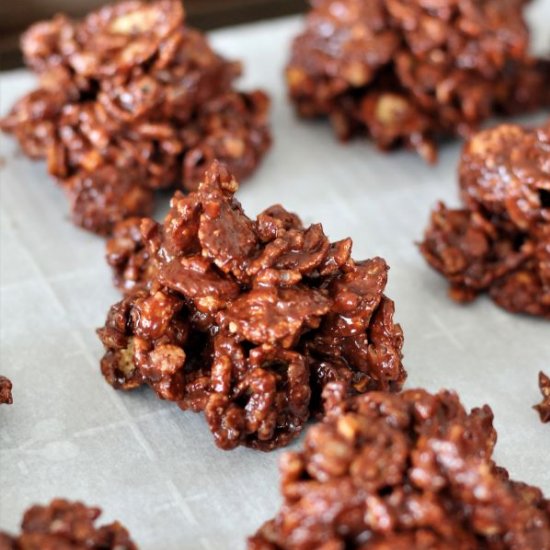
[0,499,137,549]
[249,387,550,549]
[420,120,550,317]
[0,0,271,234]
[286,0,549,162]
[97,161,406,451]
[0,376,12,405]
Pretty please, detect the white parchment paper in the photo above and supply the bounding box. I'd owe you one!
[1,5,549,548]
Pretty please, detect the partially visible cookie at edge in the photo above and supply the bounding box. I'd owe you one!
[534,371,550,424]
[0,499,137,549]
[419,120,550,318]
[249,387,550,549]
[0,375,12,405]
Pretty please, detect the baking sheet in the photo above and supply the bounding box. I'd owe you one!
[1,5,549,548]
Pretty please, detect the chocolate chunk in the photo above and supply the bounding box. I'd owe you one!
[249,388,550,549]
[286,0,549,161]
[98,161,406,450]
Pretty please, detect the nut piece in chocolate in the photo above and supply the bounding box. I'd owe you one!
[0,0,271,235]
[0,499,137,549]
[534,371,550,424]
[249,387,550,549]
[420,120,550,318]
[0,376,12,405]
[98,161,406,451]
[286,0,549,162]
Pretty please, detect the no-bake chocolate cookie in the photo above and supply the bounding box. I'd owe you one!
[97,161,406,451]
[0,499,137,549]
[420,120,550,317]
[249,387,550,549]
[0,0,271,234]
[286,0,549,162]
